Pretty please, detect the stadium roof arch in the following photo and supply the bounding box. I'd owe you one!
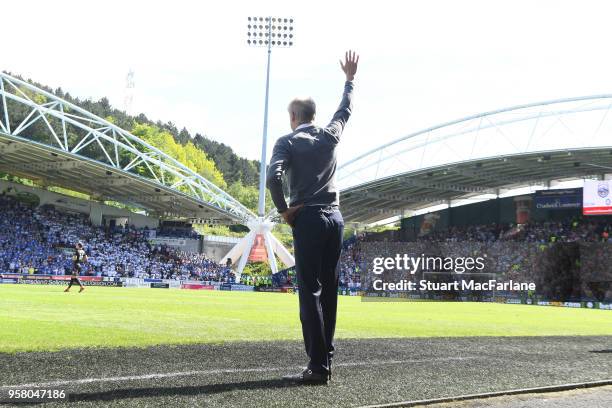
[0,72,255,224]
[338,95,612,224]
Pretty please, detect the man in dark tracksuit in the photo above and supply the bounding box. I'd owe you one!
[267,50,359,384]
[65,242,87,293]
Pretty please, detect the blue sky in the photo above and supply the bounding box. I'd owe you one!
[3,0,612,164]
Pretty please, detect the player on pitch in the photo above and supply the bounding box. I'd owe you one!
[65,242,87,293]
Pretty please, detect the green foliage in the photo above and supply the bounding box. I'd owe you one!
[103,200,143,214]
[343,226,357,241]
[183,142,226,188]
[242,261,272,277]
[193,224,246,238]
[2,72,284,217]
[226,180,276,214]
[365,224,400,233]
[193,134,260,187]
[0,172,35,186]
[131,122,226,189]
[3,72,261,189]
[272,224,294,254]
[227,181,259,211]
[47,186,90,200]
[0,173,92,202]
[18,85,47,105]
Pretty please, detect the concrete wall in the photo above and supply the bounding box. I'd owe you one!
[149,237,200,253]
[148,235,239,260]
[0,180,159,229]
[201,235,241,263]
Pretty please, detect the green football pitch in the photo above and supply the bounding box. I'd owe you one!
[1,285,611,353]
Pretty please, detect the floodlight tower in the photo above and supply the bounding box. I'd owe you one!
[221,17,296,279]
[124,69,135,115]
[247,16,294,216]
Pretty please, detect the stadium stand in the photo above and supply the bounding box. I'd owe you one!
[0,194,234,282]
[2,190,610,300]
[339,219,612,301]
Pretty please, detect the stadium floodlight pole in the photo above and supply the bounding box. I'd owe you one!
[220,17,297,279]
[247,16,295,217]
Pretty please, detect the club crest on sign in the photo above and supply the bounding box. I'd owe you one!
[597,182,609,198]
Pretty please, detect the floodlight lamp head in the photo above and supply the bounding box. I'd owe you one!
[246,16,295,48]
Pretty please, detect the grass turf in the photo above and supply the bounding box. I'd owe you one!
[1,285,611,353]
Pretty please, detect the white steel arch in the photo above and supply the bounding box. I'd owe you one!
[0,72,255,223]
[338,94,612,191]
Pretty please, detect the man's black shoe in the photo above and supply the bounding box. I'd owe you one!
[282,368,329,385]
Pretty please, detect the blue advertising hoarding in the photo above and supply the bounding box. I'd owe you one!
[534,188,582,210]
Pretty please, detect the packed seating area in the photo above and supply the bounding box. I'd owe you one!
[339,219,612,294]
[418,220,612,244]
[0,194,234,282]
[2,191,611,298]
[339,238,363,290]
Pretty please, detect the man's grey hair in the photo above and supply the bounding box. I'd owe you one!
[288,97,316,123]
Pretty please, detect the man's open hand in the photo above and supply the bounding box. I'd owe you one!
[340,50,359,82]
[282,204,303,227]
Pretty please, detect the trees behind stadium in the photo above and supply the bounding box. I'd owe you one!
[0,72,263,213]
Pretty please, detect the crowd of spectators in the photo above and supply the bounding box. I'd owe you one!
[338,218,612,296]
[339,239,363,290]
[3,191,610,299]
[0,195,234,282]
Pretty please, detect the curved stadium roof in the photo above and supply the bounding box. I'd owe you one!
[4,71,612,226]
[338,95,612,223]
[0,72,255,224]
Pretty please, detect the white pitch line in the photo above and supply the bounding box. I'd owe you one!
[0,356,478,389]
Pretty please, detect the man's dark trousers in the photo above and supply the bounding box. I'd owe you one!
[292,205,344,373]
